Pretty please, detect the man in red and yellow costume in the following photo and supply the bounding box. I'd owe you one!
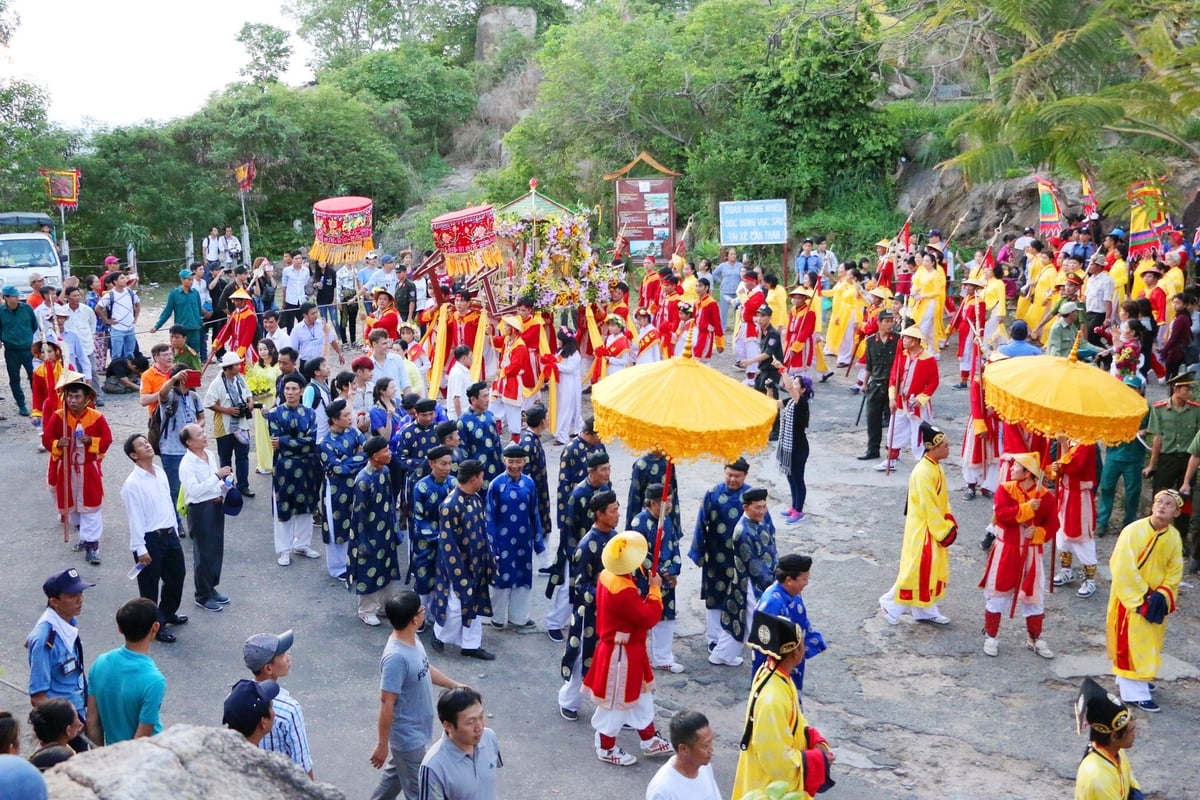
[491,315,536,442]
[690,277,724,360]
[874,239,895,293]
[44,372,113,565]
[783,287,817,378]
[879,422,957,625]
[732,609,835,800]
[1106,488,1183,711]
[654,275,683,354]
[212,287,258,364]
[954,277,987,388]
[581,531,674,766]
[364,286,401,342]
[1052,440,1101,599]
[638,257,666,317]
[979,452,1059,659]
[429,288,486,385]
[878,326,939,472]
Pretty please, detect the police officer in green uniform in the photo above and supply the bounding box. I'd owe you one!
[1144,373,1200,547]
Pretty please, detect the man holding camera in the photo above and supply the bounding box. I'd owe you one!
[204,352,256,498]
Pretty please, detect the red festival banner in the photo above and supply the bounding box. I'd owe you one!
[234,160,257,192]
[38,168,81,210]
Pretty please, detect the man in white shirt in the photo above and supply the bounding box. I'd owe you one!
[368,255,400,296]
[202,226,225,271]
[366,328,408,392]
[290,302,344,366]
[645,710,721,800]
[101,273,140,360]
[62,286,98,381]
[262,311,292,353]
[280,257,311,330]
[179,423,233,613]
[1083,252,1115,347]
[446,346,473,421]
[222,226,242,266]
[120,433,189,642]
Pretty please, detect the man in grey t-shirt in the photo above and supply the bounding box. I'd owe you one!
[419,687,501,800]
[370,591,466,800]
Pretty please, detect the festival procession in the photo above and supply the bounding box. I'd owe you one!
[2,164,1197,800]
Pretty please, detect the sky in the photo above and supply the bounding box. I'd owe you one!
[2,0,312,128]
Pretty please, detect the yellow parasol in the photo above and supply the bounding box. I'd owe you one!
[983,336,1146,445]
[592,335,778,571]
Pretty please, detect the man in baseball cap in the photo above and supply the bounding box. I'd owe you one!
[242,629,312,775]
[25,569,96,750]
[222,679,279,744]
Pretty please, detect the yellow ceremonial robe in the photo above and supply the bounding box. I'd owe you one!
[1022,263,1061,331]
[1161,266,1185,320]
[1129,258,1156,303]
[1106,518,1182,681]
[1016,254,1049,320]
[1074,744,1140,800]
[767,285,789,329]
[732,666,829,800]
[1110,257,1129,307]
[893,456,956,607]
[681,274,697,306]
[908,267,945,345]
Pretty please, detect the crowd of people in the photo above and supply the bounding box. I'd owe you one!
[1,217,1195,799]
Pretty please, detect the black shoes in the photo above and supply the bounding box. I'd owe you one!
[546,629,564,643]
[856,452,879,461]
[194,598,222,612]
[240,489,256,498]
[155,631,177,643]
[462,648,496,661]
[165,615,189,625]
[431,637,445,653]
[210,591,230,605]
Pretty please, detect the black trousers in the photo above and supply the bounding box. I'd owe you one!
[187,500,225,602]
[5,347,33,409]
[134,528,186,622]
[864,382,888,456]
[215,433,250,493]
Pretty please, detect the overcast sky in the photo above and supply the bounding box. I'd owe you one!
[3,0,311,128]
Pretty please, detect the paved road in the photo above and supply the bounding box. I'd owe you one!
[0,334,1196,799]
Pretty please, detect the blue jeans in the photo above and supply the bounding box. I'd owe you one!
[719,294,735,329]
[109,329,137,359]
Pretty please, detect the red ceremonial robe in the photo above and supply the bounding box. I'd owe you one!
[214,305,258,363]
[1056,444,1098,540]
[981,479,1058,599]
[582,570,662,707]
[44,406,113,514]
[693,295,724,359]
[492,336,536,401]
[784,306,816,370]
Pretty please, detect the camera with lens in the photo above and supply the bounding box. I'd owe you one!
[236,402,253,420]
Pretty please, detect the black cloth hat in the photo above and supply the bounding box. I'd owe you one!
[364,436,390,457]
[524,405,547,427]
[436,421,458,440]
[742,487,768,503]
[589,489,618,513]
[747,610,802,660]
[502,444,527,459]
[877,309,895,320]
[457,459,485,481]
[427,445,454,462]
[920,421,946,447]
[778,553,813,576]
[587,451,610,468]
[725,457,750,473]
[400,393,419,410]
[644,482,665,503]
[414,398,437,413]
[1075,677,1131,735]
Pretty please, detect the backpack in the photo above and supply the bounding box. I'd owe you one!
[147,392,179,456]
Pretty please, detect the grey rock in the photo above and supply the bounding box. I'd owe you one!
[43,725,344,800]
[476,6,538,63]
[887,83,914,99]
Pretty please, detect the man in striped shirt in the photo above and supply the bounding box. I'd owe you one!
[243,630,313,778]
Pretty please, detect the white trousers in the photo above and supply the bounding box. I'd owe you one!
[879,586,943,621]
[1116,676,1152,702]
[711,584,756,661]
[70,510,103,544]
[490,398,522,441]
[591,693,655,738]
[984,594,1043,618]
[649,620,676,666]
[559,653,583,711]
[274,514,313,554]
[705,608,723,646]
[434,592,483,650]
[887,409,930,459]
[545,564,572,630]
[1057,534,1097,567]
[358,588,388,617]
[962,461,1000,492]
[489,586,532,626]
[326,541,348,578]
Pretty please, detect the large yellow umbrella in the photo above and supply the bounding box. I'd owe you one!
[982,349,1146,445]
[591,349,778,571]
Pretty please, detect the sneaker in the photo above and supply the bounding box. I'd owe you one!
[490,620,507,629]
[359,613,381,627]
[194,598,222,612]
[1026,637,1054,659]
[71,540,86,552]
[596,747,637,766]
[873,459,897,472]
[560,706,579,721]
[546,628,565,643]
[277,553,292,566]
[707,653,743,667]
[210,591,230,605]
[880,607,900,626]
[653,662,685,674]
[962,487,977,501]
[1052,567,1075,587]
[293,546,321,559]
[640,735,674,757]
[952,383,967,390]
[1077,579,1097,598]
[848,386,861,395]
[1130,699,1161,713]
[983,636,999,657]
[785,510,804,525]
[509,620,536,630]
[919,615,951,625]
[85,546,101,565]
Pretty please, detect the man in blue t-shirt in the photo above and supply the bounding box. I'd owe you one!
[368,591,466,800]
[86,598,166,745]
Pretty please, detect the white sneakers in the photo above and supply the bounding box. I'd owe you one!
[360,613,381,627]
[873,459,898,472]
[708,653,744,667]
[983,636,999,657]
[653,662,685,674]
[1027,637,1054,659]
[294,546,321,559]
[277,553,291,566]
[640,735,674,757]
[597,747,636,766]
[880,607,900,626]
[919,615,951,625]
[1052,567,1075,586]
[1077,579,1097,598]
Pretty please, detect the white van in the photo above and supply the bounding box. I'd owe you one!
[0,212,65,297]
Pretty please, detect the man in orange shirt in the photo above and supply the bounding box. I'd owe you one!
[140,344,176,416]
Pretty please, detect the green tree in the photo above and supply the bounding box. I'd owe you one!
[0,78,76,210]
[236,22,294,84]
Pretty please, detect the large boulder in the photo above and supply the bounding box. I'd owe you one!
[43,725,344,800]
[476,6,537,63]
